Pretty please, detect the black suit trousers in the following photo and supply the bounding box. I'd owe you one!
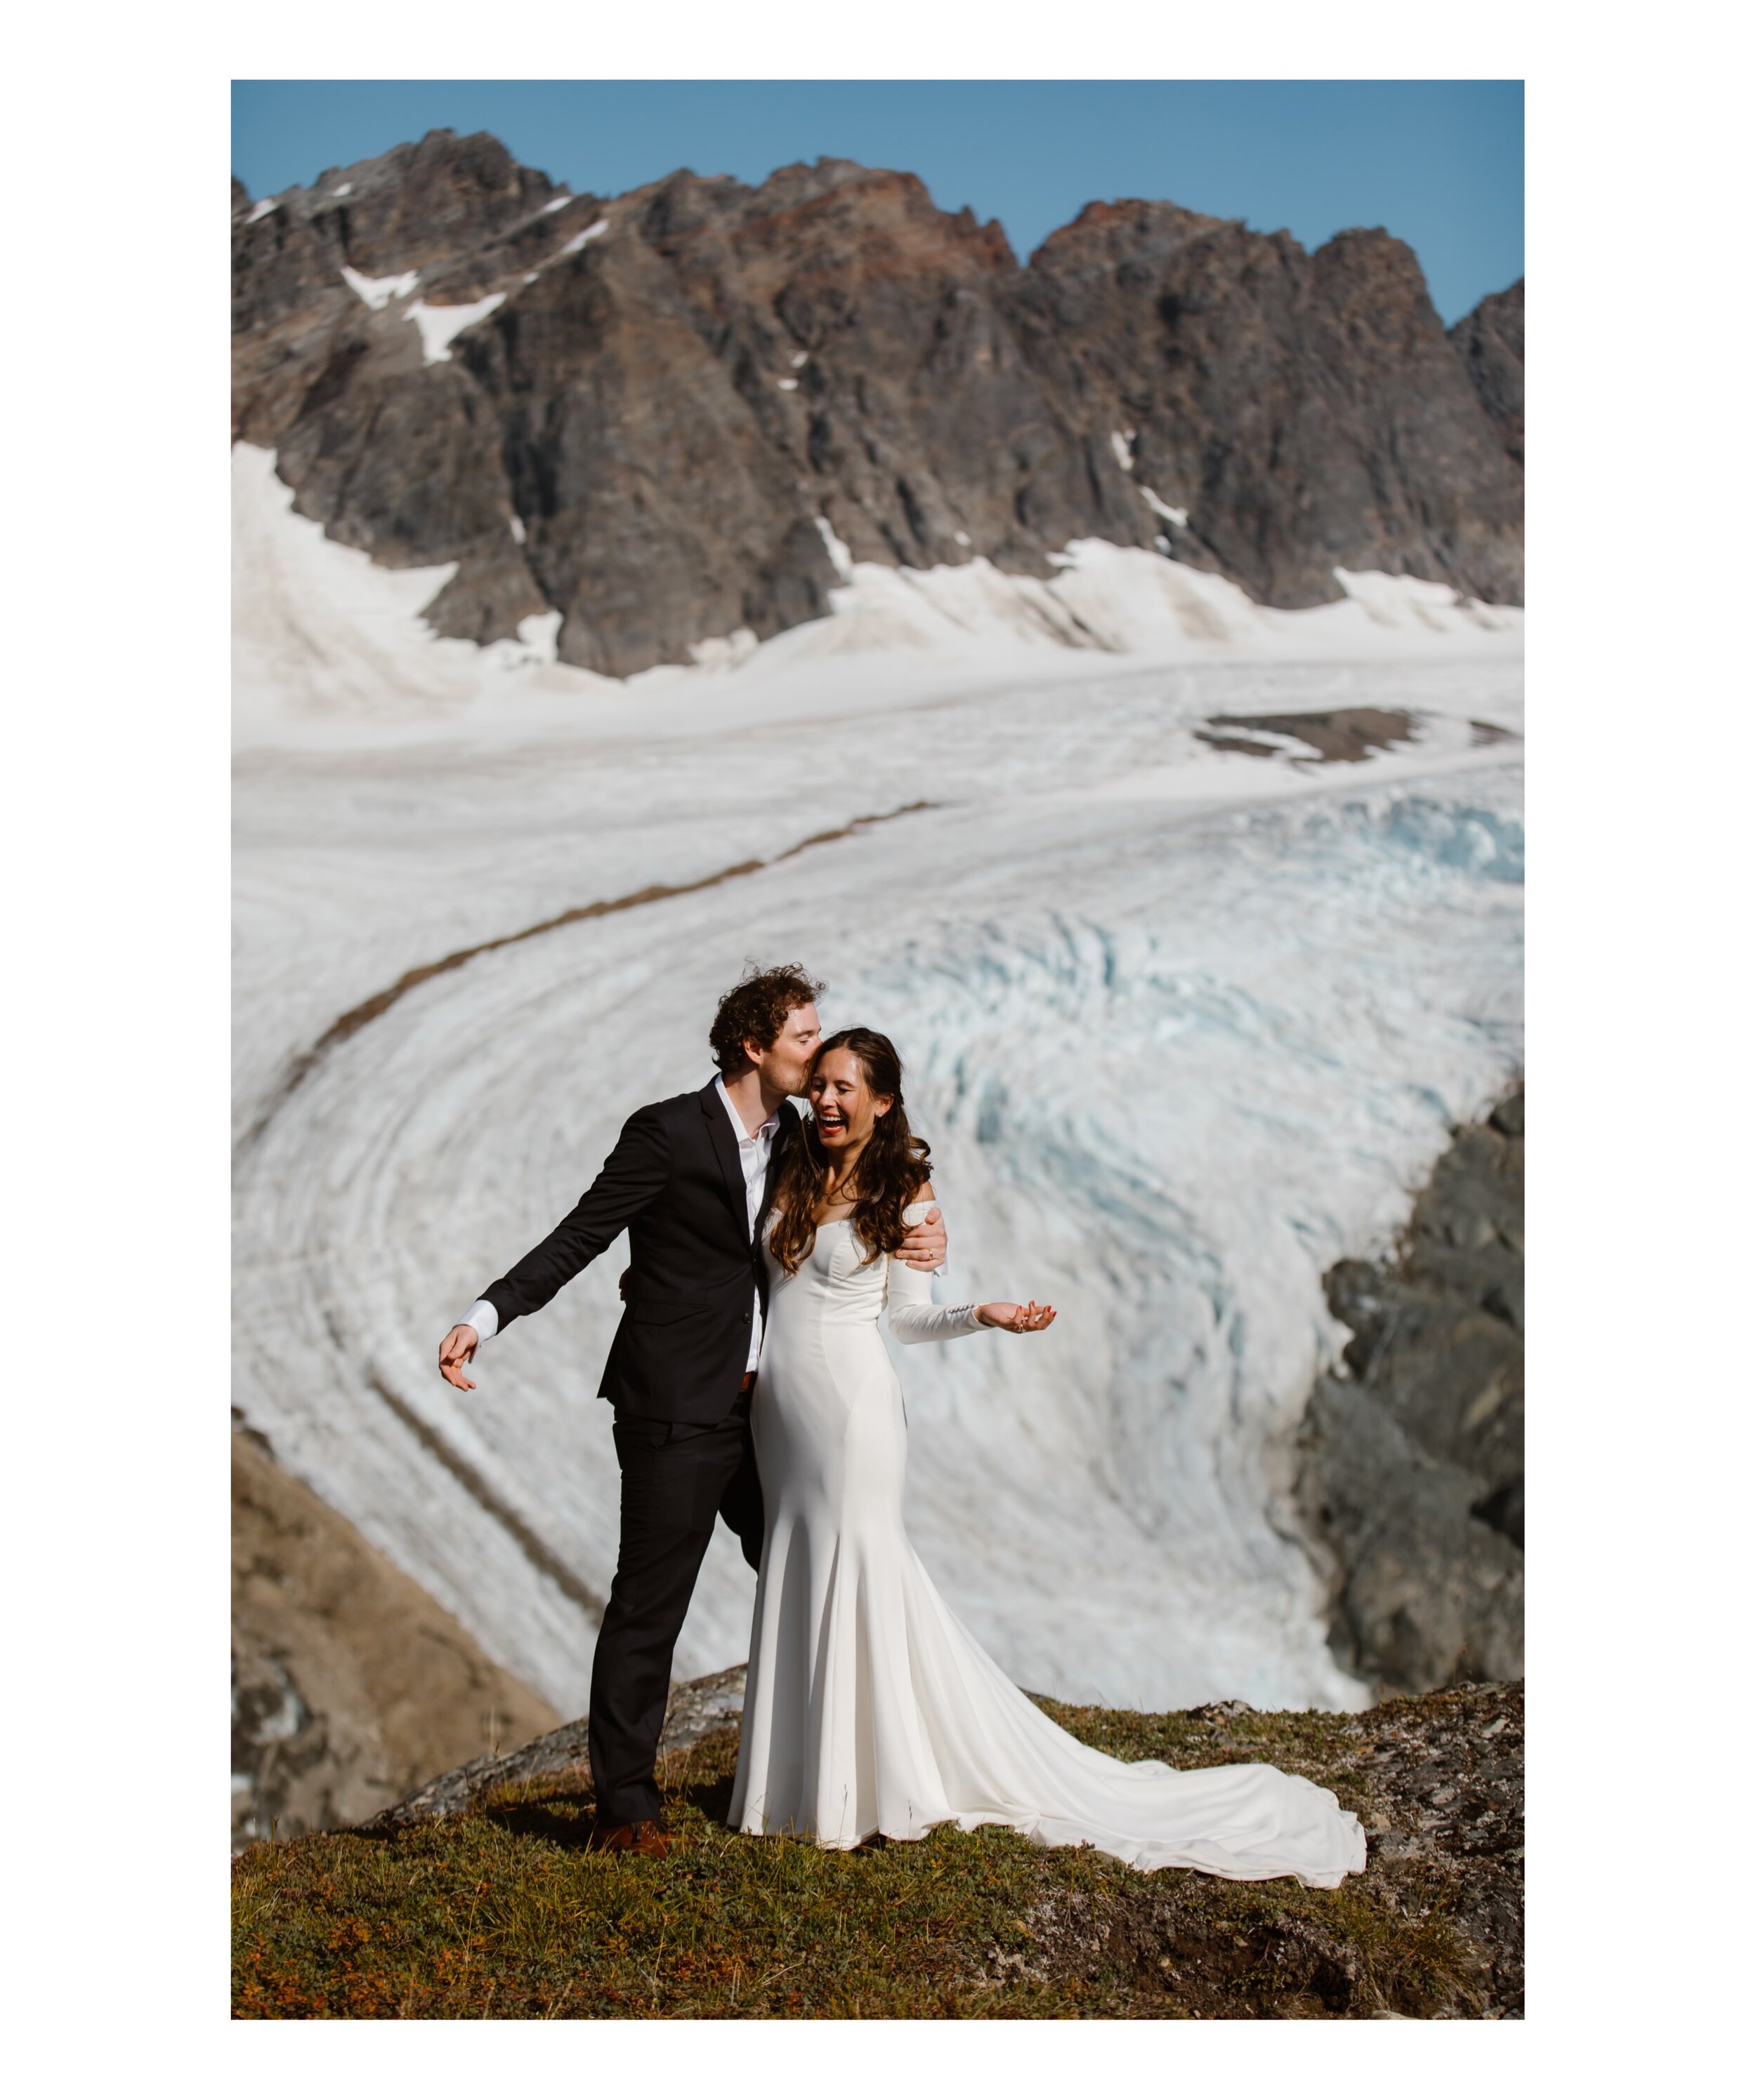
[587,1394,764,1827]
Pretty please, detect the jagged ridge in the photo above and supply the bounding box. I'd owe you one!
[232,130,1525,677]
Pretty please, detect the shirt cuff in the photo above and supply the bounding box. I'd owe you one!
[461,1298,499,1343]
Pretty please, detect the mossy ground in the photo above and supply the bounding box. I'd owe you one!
[232,1682,1521,2020]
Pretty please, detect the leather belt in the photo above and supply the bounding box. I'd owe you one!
[738,1371,758,1396]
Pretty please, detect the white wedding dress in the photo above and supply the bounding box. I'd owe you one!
[728,1202,1368,1886]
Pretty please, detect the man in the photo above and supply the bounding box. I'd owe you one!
[437,964,947,1856]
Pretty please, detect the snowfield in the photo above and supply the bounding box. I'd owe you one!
[232,444,1524,1717]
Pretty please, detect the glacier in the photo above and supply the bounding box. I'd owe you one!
[232,442,1524,1718]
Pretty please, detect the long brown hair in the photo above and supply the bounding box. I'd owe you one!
[768,1028,931,1275]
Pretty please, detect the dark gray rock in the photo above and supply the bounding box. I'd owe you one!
[355,1662,749,1834]
[1012,205,1524,608]
[1471,1476,1524,1551]
[233,131,1526,678]
[354,1715,592,1837]
[1301,1376,1524,1692]
[1483,1275,1524,1334]
[1450,278,1524,483]
[1297,1085,1524,1695]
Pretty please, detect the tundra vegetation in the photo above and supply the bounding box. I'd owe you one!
[232,1679,1521,2019]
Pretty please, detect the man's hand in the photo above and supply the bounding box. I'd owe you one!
[898,1204,947,1271]
[438,1324,480,1391]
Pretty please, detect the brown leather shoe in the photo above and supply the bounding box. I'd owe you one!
[588,1818,671,1859]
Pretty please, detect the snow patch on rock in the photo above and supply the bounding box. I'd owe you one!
[341,265,420,310]
[408,294,506,364]
[1141,487,1190,528]
[342,264,424,308]
[688,626,761,672]
[815,514,856,584]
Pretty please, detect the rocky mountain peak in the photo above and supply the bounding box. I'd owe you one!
[634,155,1018,297]
[1027,194,1236,270]
[232,131,1524,678]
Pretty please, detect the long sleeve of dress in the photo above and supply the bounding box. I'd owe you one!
[885,1201,985,1344]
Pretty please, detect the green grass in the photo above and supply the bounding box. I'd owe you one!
[232,1693,1514,2019]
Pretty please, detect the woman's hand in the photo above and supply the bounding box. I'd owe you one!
[976,1301,1057,1334]
[438,1324,480,1391]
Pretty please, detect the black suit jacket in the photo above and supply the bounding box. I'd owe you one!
[479,1080,801,1425]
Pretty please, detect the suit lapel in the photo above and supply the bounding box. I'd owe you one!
[700,1082,751,1237]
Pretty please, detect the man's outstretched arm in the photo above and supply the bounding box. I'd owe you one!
[438,1105,671,1390]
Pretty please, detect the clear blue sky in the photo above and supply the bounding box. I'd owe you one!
[232,80,1521,325]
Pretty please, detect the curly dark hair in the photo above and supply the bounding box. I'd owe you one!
[768,1028,932,1275]
[708,962,826,1075]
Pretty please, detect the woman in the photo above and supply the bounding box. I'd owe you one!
[728,1027,1367,1886]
